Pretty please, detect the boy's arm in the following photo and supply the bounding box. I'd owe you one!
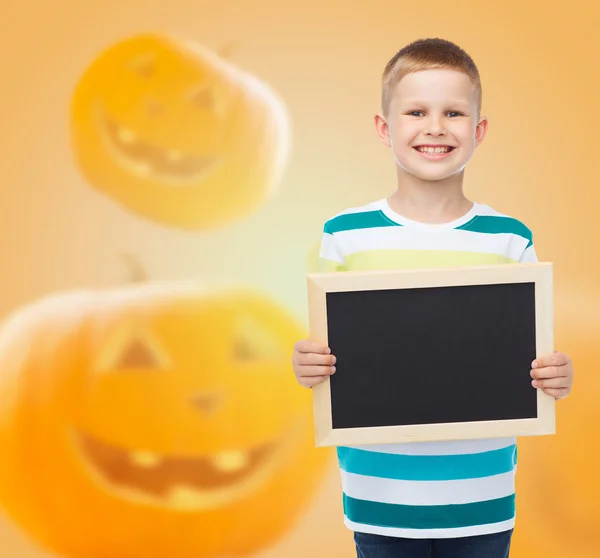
[520,234,575,399]
[292,227,342,388]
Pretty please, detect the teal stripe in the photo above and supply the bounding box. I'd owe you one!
[324,211,401,234]
[337,445,517,481]
[456,215,533,248]
[343,493,515,529]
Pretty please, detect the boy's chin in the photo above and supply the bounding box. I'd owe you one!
[405,167,462,182]
[394,157,457,179]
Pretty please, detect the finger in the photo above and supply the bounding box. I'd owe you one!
[299,375,329,388]
[531,366,567,380]
[532,376,568,389]
[540,387,570,400]
[299,352,336,366]
[532,351,570,370]
[297,365,336,377]
[296,339,331,355]
[292,348,334,367]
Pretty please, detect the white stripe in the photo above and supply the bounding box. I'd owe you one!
[334,227,528,262]
[341,470,516,506]
[344,517,515,539]
[346,437,516,455]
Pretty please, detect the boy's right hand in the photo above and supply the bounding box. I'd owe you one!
[292,339,336,388]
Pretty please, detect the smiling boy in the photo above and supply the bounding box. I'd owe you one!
[291,38,574,558]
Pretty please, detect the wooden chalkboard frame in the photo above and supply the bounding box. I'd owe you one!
[307,263,555,447]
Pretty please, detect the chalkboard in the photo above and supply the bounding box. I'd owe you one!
[307,264,555,447]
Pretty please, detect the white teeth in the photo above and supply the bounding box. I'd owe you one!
[117,127,137,144]
[211,450,249,472]
[167,150,183,162]
[129,451,162,468]
[418,146,450,154]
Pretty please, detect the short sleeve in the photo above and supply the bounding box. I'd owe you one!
[519,239,538,263]
[318,231,347,272]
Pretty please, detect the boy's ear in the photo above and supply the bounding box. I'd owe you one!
[475,115,489,146]
[374,113,392,147]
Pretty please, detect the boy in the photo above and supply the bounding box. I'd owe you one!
[291,38,574,558]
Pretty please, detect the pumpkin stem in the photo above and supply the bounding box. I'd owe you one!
[122,253,147,282]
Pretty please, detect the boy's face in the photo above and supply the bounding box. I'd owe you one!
[377,69,487,181]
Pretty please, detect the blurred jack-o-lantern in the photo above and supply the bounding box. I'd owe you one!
[0,283,330,558]
[511,292,599,558]
[70,34,290,230]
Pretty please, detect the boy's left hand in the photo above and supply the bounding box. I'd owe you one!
[530,351,574,400]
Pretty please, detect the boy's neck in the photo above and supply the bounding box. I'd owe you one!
[387,170,473,225]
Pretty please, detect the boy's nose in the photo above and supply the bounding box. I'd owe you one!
[425,125,446,136]
[424,117,447,135]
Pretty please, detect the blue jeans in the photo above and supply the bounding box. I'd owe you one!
[354,529,513,558]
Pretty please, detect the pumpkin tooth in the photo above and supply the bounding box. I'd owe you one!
[129,451,162,468]
[117,127,137,144]
[167,486,203,508]
[167,150,183,162]
[212,450,249,472]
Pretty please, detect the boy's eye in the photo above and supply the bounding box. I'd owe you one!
[406,111,463,117]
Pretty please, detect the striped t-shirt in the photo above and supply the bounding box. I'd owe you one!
[318,198,537,539]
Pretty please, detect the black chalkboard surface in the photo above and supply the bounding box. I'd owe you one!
[307,264,555,447]
[327,283,536,429]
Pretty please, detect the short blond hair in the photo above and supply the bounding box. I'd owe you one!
[382,38,482,118]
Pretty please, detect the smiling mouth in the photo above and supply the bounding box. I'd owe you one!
[97,106,220,184]
[412,146,456,160]
[72,428,293,511]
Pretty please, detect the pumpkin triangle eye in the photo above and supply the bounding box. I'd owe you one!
[188,86,215,110]
[129,54,156,78]
[96,325,168,373]
[116,336,161,368]
[234,315,285,362]
[233,338,257,361]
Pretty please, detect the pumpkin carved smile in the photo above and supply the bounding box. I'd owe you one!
[72,428,288,510]
[101,109,221,184]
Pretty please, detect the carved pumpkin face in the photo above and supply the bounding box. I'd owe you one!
[70,34,289,230]
[0,284,329,558]
[511,297,599,557]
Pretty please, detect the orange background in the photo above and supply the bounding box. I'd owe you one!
[0,0,598,556]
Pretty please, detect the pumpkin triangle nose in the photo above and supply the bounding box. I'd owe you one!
[191,393,222,414]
